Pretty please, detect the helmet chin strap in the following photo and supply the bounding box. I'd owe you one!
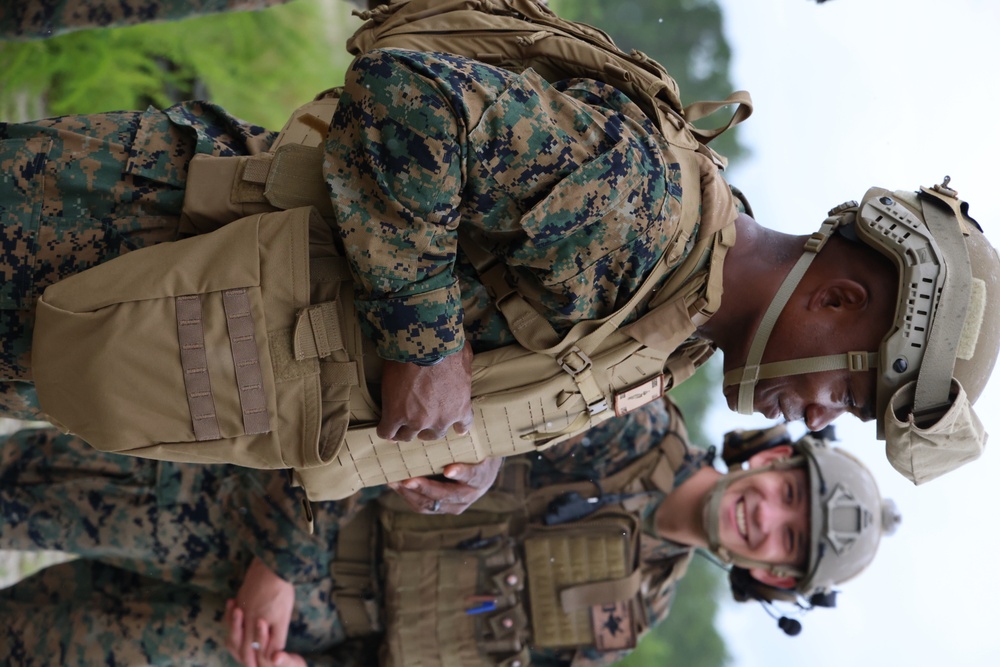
[723,218,877,415]
[702,460,806,579]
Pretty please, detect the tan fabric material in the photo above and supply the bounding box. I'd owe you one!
[330,504,382,637]
[33,208,330,471]
[33,0,747,503]
[375,407,691,663]
[175,294,221,441]
[884,379,987,485]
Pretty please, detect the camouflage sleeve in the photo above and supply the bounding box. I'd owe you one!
[235,470,386,586]
[326,49,475,363]
[529,399,675,486]
[0,0,294,39]
[0,559,238,666]
[326,49,670,362]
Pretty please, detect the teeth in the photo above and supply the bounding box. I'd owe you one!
[736,499,748,539]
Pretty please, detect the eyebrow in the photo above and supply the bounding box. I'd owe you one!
[796,474,808,567]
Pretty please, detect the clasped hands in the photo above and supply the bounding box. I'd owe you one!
[377,341,502,515]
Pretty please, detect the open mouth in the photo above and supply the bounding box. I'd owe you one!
[736,497,749,541]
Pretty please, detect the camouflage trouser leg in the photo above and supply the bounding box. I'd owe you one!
[0,110,189,418]
[0,0,298,39]
[0,426,368,663]
[0,559,378,667]
[0,559,236,667]
[0,426,249,593]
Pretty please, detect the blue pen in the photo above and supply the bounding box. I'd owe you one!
[465,600,497,615]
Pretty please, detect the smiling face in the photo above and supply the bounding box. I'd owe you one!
[724,367,878,431]
[716,459,810,572]
[720,236,895,431]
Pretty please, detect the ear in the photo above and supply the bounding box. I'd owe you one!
[746,444,794,469]
[809,278,869,312]
[749,567,797,590]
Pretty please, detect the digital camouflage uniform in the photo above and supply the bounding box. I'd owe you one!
[1,48,728,415]
[0,0,298,39]
[327,49,691,363]
[0,397,705,667]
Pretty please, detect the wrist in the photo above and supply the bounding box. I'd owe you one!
[412,356,446,367]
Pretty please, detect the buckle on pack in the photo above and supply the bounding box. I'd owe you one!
[558,347,593,376]
[587,397,609,416]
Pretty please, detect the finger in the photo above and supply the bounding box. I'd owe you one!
[443,459,498,489]
[392,484,441,513]
[417,426,449,441]
[442,461,476,484]
[270,652,300,667]
[225,603,242,660]
[452,409,474,435]
[270,611,289,653]
[256,618,271,657]
[393,425,418,442]
[376,418,401,441]
[240,613,259,667]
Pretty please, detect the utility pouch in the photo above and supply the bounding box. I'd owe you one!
[380,508,531,667]
[523,512,641,651]
[33,206,358,472]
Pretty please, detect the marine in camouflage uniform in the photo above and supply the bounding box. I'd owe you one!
[0,48,732,416]
[0,397,704,667]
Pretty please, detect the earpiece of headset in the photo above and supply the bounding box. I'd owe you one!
[727,566,838,636]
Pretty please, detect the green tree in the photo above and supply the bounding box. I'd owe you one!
[0,0,356,127]
[551,0,747,164]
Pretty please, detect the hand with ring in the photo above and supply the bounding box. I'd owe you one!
[224,557,295,667]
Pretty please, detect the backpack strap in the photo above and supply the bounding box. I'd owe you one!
[349,0,752,156]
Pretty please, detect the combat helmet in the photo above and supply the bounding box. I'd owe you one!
[723,178,1000,484]
[704,425,901,633]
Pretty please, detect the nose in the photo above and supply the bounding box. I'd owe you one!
[754,495,795,538]
[804,404,844,431]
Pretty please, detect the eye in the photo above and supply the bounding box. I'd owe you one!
[846,386,857,410]
[784,481,794,504]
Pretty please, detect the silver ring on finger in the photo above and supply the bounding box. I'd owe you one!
[431,499,442,513]
[251,642,261,651]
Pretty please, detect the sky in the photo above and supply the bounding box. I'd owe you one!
[700,1,1000,666]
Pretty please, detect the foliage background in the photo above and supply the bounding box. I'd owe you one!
[1,1,743,665]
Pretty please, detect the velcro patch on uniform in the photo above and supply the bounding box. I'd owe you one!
[590,601,635,651]
[614,375,664,416]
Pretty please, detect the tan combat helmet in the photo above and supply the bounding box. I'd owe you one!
[705,428,901,620]
[723,178,1000,484]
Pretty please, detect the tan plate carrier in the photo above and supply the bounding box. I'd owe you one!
[330,398,694,666]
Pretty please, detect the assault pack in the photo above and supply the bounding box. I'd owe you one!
[32,0,751,501]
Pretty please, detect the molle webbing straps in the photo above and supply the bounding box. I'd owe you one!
[176,294,221,441]
[223,288,271,437]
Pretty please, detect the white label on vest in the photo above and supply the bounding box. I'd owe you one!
[614,375,664,417]
[591,601,636,651]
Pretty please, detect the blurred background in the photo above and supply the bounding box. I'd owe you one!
[2,1,998,665]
